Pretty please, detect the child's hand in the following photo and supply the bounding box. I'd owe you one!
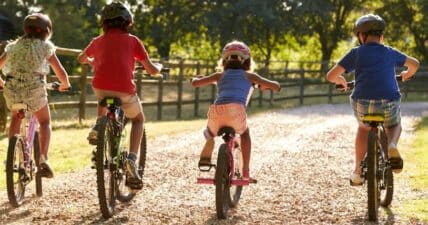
[0,78,4,88]
[59,82,71,92]
[335,76,348,91]
[400,70,412,81]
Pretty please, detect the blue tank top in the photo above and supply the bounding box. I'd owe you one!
[338,42,406,100]
[215,69,252,106]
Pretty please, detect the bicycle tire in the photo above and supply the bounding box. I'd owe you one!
[379,128,393,207]
[380,166,394,206]
[6,135,26,207]
[229,146,243,208]
[215,144,230,219]
[138,127,147,178]
[95,117,116,219]
[33,132,43,197]
[367,131,379,221]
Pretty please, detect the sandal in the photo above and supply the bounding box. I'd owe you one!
[198,157,213,172]
[243,169,257,184]
[388,145,403,173]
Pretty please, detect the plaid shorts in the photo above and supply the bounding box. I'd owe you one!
[204,103,247,139]
[350,97,401,128]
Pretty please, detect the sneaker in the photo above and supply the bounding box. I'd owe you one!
[349,172,364,186]
[125,159,143,189]
[87,123,100,145]
[38,162,54,178]
[388,144,403,173]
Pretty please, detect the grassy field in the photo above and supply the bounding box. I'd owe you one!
[397,117,428,222]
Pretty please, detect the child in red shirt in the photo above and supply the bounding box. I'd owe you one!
[78,2,162,188]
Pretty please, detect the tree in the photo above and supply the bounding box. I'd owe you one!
[0,0,35,39]
[375,0,428,64]
[296,0,367,73]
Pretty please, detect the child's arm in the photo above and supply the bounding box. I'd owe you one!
[326,64,348,89]
[0,52,6,87]
[245,72,281,92]
[49,54,70,91]
[77,52,93,65]
[191,72,222,87]
[401,56,420,81]
[139,58,162,76]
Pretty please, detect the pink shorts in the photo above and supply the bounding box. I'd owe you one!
[205,103,247,139]
[93,88,143,119]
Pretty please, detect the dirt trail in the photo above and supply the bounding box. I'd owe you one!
[1,102,427,225]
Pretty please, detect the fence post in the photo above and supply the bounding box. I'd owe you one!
[194,61,200,117]
[176,59,184,119]
[299,67,304,105]
[157,77,163,120]
[79,64,89,123]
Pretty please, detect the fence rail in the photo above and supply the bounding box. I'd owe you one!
[1,46,427,132]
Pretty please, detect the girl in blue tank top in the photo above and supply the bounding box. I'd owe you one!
[191,41,281,180]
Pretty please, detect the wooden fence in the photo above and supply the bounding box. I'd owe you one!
[1,47,428,132]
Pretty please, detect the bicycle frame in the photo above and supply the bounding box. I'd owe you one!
[197,132,249,186]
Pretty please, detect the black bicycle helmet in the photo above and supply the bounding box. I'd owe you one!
[354,14,385,36]
[101,2,133,24]
[23,13,52,34]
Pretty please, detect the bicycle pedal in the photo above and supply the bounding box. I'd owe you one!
[198,164,215,172]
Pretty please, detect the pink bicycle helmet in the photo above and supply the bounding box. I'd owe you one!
[23,13,52,34]
[221,41,251,62]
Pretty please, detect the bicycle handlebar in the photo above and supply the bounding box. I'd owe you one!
[335,75,413,91]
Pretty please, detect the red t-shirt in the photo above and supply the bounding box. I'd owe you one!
[84,29,148,93]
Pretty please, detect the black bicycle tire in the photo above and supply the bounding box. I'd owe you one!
[229,146,243,208]
[95,117,115,219]
[367,131,379,221]
[215,144,230,219]
[33,132,42,197]
[380,166,394,206]
[138,127,147,178]
[6,135,25,207]
[379,128,394,207]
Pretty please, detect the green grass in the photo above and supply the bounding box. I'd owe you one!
[396,117,428,222]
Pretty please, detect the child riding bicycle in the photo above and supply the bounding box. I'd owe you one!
[326,14,420,185]
[191,40,281,181]
[78,2,162,188]
[0,13,71,178]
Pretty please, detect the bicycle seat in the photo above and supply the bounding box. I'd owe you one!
[217,127,235,136]
[99,97,122,107]
[362,114,385,123]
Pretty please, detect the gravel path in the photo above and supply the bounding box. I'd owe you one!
[1,102,427,225]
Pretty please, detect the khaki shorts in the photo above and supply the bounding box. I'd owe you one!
[4,84,48,113]
[93,88,143,119]
[205,103,247,139]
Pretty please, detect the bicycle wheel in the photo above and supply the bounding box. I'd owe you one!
[34,132,43,197]
[229,146,243,208]
[138,127,147,178]
[367,131,379,221]
[215,144,231,219]
[95,117,116,219]
[379,128,394,207]
[6,135,26,207]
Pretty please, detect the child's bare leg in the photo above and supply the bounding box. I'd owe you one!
[240,128,251,175]
[129,112,144,155]
[355,125,370,173]
[8,112,22,139]
[200,138,214,160]
[385,123,401,147]
[33,105,51,158]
